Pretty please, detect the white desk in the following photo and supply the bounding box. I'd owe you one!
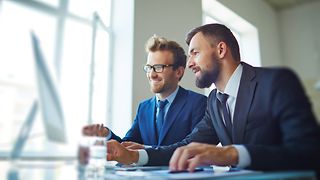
[1,160,77,180]
[0,160,317,180]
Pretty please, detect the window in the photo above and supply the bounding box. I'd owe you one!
[0,0,112,157]
[204,16,242,48]
[202,0,261,94]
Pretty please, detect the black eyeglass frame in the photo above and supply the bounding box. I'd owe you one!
[143,64,175,73]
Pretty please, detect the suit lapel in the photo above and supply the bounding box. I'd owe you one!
[158,87,187,145]
[147,97,158,144]
[210,89,233,145]
[233,62,257,144]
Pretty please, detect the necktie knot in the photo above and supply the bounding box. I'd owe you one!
[217,92,229,104]
[157,100,168,109]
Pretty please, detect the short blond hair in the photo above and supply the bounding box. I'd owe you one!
[145,35,186,69]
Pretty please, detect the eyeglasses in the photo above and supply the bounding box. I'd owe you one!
[143,64,175,73]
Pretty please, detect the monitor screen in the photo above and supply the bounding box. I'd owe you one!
[31,32,66,143]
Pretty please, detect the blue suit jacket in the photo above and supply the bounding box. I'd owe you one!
[146,62,320,172]
[110,87,207,146]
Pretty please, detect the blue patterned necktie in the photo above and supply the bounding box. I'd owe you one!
[156,100,168,136]
[216,92,233,139]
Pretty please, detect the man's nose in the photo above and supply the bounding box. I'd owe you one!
[187,57,195,69]
[149,69,158,78]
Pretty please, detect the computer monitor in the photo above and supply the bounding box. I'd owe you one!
[10,32,66,160]
[31,32,66,143]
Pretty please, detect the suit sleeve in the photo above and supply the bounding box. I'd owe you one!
[110,104,143,144]
[245,69,320,171]
[146,94,220,166]
[187,93,220,144]
[109,131,122,142]
[190,95,207,130]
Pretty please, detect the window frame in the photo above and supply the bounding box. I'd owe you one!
[0,0,113,158]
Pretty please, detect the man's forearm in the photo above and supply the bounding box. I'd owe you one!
[129,150,140,164]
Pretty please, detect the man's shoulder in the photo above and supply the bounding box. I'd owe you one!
[253,66,298,80]
[242,62,295,76]
[247,66,303,93]
[138,97,155,107]
[179,88,207,106]
[179,87,206,99]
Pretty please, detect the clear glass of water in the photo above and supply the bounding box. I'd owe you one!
[78,136,106,179]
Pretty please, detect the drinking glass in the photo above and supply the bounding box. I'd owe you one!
[78,136,106,179]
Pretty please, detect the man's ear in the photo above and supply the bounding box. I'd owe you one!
[176,66,185,81]
[217,42,227,58]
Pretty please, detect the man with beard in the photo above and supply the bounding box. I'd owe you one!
[82,35,206,150]
[106,24,320,174]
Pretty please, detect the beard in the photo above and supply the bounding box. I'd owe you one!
[195,54,220,88]
[150,82,164,93]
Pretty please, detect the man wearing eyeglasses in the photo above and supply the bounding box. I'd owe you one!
[82,35,207,151]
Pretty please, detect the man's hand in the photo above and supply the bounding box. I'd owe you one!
[107,140,139,165]
[121,141,145,150]
[82,123,109,137]
[169,142,238,172]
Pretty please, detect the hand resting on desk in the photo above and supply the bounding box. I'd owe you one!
[121,141,145,150]
[169,142,238,172]
[107,140,139,165]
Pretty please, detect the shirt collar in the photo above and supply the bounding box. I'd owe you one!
[156,86,179,104]
[217,64,243,99]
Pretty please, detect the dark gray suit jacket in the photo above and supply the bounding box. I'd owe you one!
[146,62,320,172]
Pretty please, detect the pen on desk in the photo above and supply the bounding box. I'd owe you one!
[169,168,204,174]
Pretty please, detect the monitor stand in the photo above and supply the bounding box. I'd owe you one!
[10,101,38,160]
[8,101,38,180]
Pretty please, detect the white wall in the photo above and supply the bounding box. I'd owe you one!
[279,1,320,121]
[132,0,204,120]
[217,0,283,67]
[280,1,320,79]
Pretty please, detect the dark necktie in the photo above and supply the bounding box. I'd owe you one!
[216,93,233,139]
[156,100,168,136]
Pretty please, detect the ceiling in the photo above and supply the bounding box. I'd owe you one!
[264,0,320,10]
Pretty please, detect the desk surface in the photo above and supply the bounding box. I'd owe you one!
[0,161,316,180]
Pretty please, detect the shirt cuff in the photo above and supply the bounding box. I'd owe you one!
[105,128,112,140]
[144,145,152,149]
[136,149,148,166]
[233,145,251,168]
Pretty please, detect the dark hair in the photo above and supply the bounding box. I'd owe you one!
[186,23,240,61]
[145,35,187,69]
